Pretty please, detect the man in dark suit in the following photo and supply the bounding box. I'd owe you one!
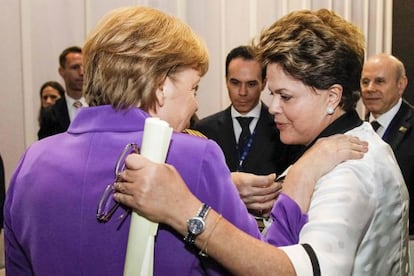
[361,53,414,234]
[195,46,299,176]
[38,46,86,139]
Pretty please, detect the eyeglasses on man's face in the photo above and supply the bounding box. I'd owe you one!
[96,143,140,223]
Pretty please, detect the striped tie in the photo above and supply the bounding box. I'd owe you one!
[73,100,83,109]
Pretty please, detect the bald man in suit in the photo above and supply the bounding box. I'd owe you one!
[361,53,414,234]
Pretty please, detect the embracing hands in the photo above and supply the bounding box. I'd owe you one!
[112,134,368,227]
[231,134,368,215]
[231,172,281,217]
[113,154,200,232]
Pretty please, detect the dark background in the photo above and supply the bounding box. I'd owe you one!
[393,0,414,105]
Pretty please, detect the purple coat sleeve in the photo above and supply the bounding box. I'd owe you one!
[4,154,33,275]
[264,193,308,246]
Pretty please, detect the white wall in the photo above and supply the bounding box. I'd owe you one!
[0,0,392,184]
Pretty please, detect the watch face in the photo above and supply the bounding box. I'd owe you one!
[188,217,205,235]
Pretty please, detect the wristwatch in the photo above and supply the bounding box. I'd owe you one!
[184,203,211,245]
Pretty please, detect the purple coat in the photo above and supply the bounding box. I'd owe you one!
[5,105,306,275]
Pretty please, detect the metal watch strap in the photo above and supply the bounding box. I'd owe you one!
[184,203,210,245]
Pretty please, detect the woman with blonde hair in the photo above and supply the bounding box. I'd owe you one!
[6,6,238,275]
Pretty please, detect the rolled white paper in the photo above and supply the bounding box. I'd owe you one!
[123,117,173,276]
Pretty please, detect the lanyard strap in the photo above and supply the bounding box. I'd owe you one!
[237,131,255,171]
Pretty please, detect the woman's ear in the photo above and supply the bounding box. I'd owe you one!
[328,84,343,108]
[155,81,166,107]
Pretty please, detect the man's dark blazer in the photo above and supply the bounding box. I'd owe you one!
[194,103,301,175]
[38,97,70,140]
[370,99,414,234]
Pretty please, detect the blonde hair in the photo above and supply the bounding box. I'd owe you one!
[83,6,209,110]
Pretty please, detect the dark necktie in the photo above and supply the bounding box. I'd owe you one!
[236,116,254,156]
[371,120,381,132]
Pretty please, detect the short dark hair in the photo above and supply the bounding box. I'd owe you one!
[59,46,82,68]
[254,9,365,112]
[225,45,266,80]
[39,81,65,97]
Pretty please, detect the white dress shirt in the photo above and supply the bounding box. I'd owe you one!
[231,102,261,143]
[65,95,88,122]
[369,98,402,137]
[280,122,409,275]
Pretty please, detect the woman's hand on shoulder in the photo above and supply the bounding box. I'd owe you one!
[283,134,368,212]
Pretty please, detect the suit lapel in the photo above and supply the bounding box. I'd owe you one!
[246,104,273,163]
[220,107,239,170]
[55,97,71,129]
[384,101,414,150]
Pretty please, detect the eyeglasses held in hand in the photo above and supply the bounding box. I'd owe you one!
[96,143,140,222]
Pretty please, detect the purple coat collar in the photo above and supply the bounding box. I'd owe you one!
[68,105,151,134]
